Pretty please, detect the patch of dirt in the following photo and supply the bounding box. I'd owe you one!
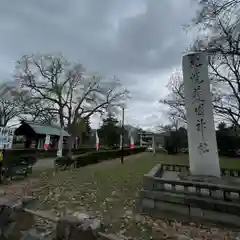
[0,178,42,197]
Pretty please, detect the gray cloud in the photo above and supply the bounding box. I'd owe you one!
[0,0,196,129]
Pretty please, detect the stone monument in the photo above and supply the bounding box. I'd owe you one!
[182,52,221,178]
[140,52,240,226]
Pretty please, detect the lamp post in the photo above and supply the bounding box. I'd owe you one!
[121,107,125,164]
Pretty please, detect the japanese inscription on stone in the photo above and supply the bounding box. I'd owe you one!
[183,52,221,177]
[189,54,209,154]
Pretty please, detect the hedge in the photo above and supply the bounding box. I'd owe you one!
[2,147,97,166]
[55,147,146,169]
[13,147,96,156]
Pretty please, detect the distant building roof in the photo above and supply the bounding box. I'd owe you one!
[15,121,70,137]
[138,131,170,137]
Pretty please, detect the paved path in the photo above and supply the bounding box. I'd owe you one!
[33,157,56,170]
[33,155,81,170]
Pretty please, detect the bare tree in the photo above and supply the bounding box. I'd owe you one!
[192,0,240,30]
[168,114,180,131]
[161,21,240,127]
[20,97,58,125]
[161,0,240,128]
[160,60,240,128]
[15,54,129,150]
[0,83,27,126]
[159,70,187,123]
[157,124,173,133]
[192,15,240,127]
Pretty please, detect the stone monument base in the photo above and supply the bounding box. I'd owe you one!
[140,163,240,227]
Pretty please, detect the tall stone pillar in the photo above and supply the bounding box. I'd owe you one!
[182,52,221,178]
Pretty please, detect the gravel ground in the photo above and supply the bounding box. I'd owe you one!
[33,158,55,170]
[0,153,240,239]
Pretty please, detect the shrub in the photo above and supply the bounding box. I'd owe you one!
[55,156,75,169]
[2,147,96,166]
[20,155,37,165]
[164,134,179,155]
[74,147,146,168]
[54,147,146,169]
[3,155,37,167]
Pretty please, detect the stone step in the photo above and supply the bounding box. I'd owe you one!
[140,190,240,212]
[140,190,240,227]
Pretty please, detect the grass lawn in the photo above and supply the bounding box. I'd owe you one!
[156,153,240,170]
[32,152,239,239]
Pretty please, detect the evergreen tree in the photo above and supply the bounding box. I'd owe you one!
[216,122,240,157]
[98,113,121,147]
[69,117,91,145]
[82,117,91,144]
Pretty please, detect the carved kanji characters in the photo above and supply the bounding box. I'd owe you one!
[192,85,204,102]
[196,118,206,132]
[190,71,204,85]
[198,142,209,154]
[189,54,203,68]
[195,103,205,116]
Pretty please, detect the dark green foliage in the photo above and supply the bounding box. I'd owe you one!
[4,147,95,164]
[69,117,92,145]
[54,147,146,168]
[216,122,240,157]
[164,127,188,155]
[2,156,35,179]
[55,156,75,169]
[163,121,240,157]
[98,114,122,147]
[177,127,188,148]
[75,147,146,167]
[3,165,29,179]
[82,117,91,143]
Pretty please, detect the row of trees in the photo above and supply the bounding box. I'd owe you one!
[98,113,135,147]
[0,54,129,149]
[98,114,121,147]
[160,0,240,129]
[163,121,240,157]
[216,122,240,156]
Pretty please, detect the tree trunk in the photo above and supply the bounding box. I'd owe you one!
[35,138,39,148]
[67,135,74,157]
[25,138,32,148]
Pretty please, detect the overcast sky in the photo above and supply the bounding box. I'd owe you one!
[0,0,198,130]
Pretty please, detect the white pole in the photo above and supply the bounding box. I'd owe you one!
[96,130,99,150]
[152,135,156,155]
[57,127,63,157]
[119,134,122,149]
[182,52,220,178]
[44,134,50,151]
[8,128,14,149]
[130,135,134,149]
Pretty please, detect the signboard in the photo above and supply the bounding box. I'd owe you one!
[0,127,14,149]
